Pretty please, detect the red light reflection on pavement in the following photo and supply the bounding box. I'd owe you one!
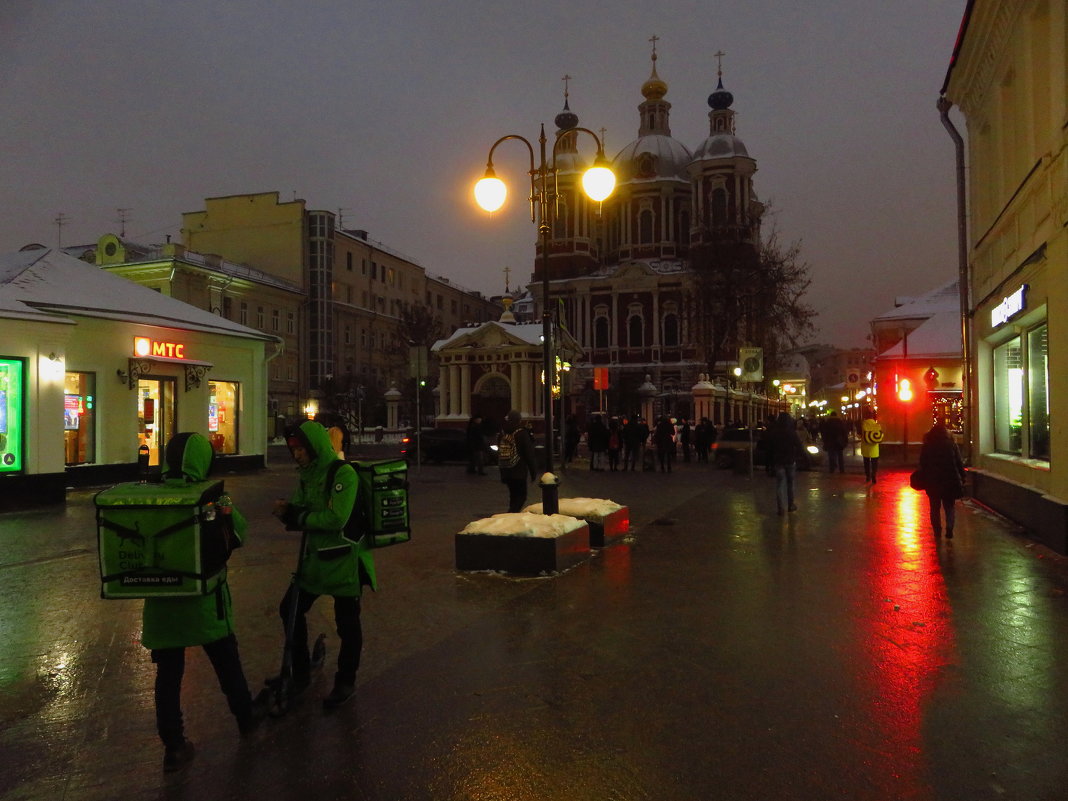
[855,471,957,796]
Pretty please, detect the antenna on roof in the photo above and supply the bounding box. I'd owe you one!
[116,208,131,238]
[54,213,69,248]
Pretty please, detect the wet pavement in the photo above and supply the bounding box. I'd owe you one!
[3,448,1068,801]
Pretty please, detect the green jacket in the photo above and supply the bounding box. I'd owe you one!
[142,433,247,650]
[284,421,376,597]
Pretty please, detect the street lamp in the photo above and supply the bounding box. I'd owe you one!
[474,122,615,473]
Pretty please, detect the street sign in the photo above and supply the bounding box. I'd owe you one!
[845,370,861,388]
[409,345,428,379]
[738,347,763,382]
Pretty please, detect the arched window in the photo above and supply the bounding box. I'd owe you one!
[662,303,679,347]
[627,303,644,348]
[593,307,610,349]
[639,209,654,244]
[711,188,727,226]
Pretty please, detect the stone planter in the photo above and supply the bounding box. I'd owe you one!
[455,513,590,575]
[523,499,630,548]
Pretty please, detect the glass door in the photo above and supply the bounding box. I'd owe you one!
[137,377,176,466]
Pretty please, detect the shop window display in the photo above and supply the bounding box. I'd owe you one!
[64,372,96,465]
[208,381,239,454]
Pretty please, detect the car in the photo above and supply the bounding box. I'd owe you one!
[401,428,498,465]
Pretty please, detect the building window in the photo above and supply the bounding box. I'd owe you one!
[64,371,96,465]
[208,381,239,455]
[239,302,248,326]
[623,309,640,348]
[256,306,264,328]
[271,309,280,331]
[346,252,353,271]
[344,325,352,345]
[222,296,232,319]
[287,311,295,334]
[1028,324,1050,460]
[663,312,679,347]
[594,316,609,349]
[639,209,654,244]
[993,337,1023,454]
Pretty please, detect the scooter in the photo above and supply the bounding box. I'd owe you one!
[258,528,327,717]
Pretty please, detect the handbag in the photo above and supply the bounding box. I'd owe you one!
[909,469,926,491]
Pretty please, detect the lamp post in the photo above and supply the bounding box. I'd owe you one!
[474,122,615,474]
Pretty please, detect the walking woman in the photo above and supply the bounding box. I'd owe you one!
[918,423,967,538]
[860,409,884,484]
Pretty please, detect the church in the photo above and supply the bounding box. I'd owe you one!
[437,46,779,430]
[531,46,765,419]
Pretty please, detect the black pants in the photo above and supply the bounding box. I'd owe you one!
[864,456,880,481]
[279,585,362,684]
[151,634,252,748]
[504,477,528,513]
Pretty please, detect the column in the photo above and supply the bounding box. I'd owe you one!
[460,361,471,418]
[438,361,450,419]
[449,364,461,417]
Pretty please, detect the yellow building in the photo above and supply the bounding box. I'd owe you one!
[941,0,1068,551]
[181,192,499,429]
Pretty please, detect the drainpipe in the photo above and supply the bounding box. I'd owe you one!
[938,95,973,464]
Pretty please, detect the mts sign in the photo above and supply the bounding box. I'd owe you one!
[133,337,186,359]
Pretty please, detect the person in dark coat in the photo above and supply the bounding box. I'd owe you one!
[563,415,581,465]
[819,411,849,474]
[606,417,622,472]
[623,415,648,471]
[918,423,967,538]
[679,419,692,462]
[497,410,539,512]
[653,416,676,473]
[694,417,714,463]
[587,414,609,471]
[767,412,803,515]
[466,415,487,475]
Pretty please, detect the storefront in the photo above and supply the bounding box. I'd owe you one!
[0,248,279,509]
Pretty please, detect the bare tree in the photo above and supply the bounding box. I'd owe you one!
[688,217,816,379]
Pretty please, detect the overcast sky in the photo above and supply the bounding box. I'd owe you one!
[0,0,967,348]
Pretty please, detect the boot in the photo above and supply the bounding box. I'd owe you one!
[163,739,195,773]
[322,679,356,710]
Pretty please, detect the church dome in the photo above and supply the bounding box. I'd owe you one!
[613,135,693,182]
[692,134,749,161]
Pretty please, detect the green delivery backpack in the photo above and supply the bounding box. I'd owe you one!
[95,479,236,599]
[326,458,410,548]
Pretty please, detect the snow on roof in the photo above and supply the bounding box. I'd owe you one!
[460,512,588,538]
[523,497,623,523]
[873,278,959,322]
[877,309,962,359]
[432,319,546,351]
[0,248,277,341]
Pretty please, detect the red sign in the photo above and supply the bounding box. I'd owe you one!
[133,337,186,359]
[593,367,609,391]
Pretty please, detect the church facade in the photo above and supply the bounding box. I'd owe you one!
[527,50,766,421]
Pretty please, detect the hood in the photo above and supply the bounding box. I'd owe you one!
[163,432,215,481]
[288,420,338,469]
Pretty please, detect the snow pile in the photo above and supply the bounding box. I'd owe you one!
[523,497,623,523]
[460,512,587,539]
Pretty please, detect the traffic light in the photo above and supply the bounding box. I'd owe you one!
[897,376,914,403]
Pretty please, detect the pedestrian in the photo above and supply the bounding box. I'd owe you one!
[606,417,622,472]
[653,416,676,473]
[860,409,884,484]
[496,409,539,512]
[273,421,375,710]
[679,419,692,462]
[563,415,581,464]
[142,432,263,773]
[466,414,487,475]
[694,417,714,463]
[819,411,849,474]
[767,412,803,515]
[918,423,967,538]
[587,414,608,471]
[622,415,647,471]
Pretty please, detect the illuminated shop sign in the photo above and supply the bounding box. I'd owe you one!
[991,284,1027,328]
[133,337,187,359]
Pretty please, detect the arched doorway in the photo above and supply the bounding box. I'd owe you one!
[473,374,511,432]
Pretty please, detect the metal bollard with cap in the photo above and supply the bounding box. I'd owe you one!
[538,472,560,516]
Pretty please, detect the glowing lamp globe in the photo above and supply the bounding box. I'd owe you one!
[582,164,615,202]
[474,175,507,212]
